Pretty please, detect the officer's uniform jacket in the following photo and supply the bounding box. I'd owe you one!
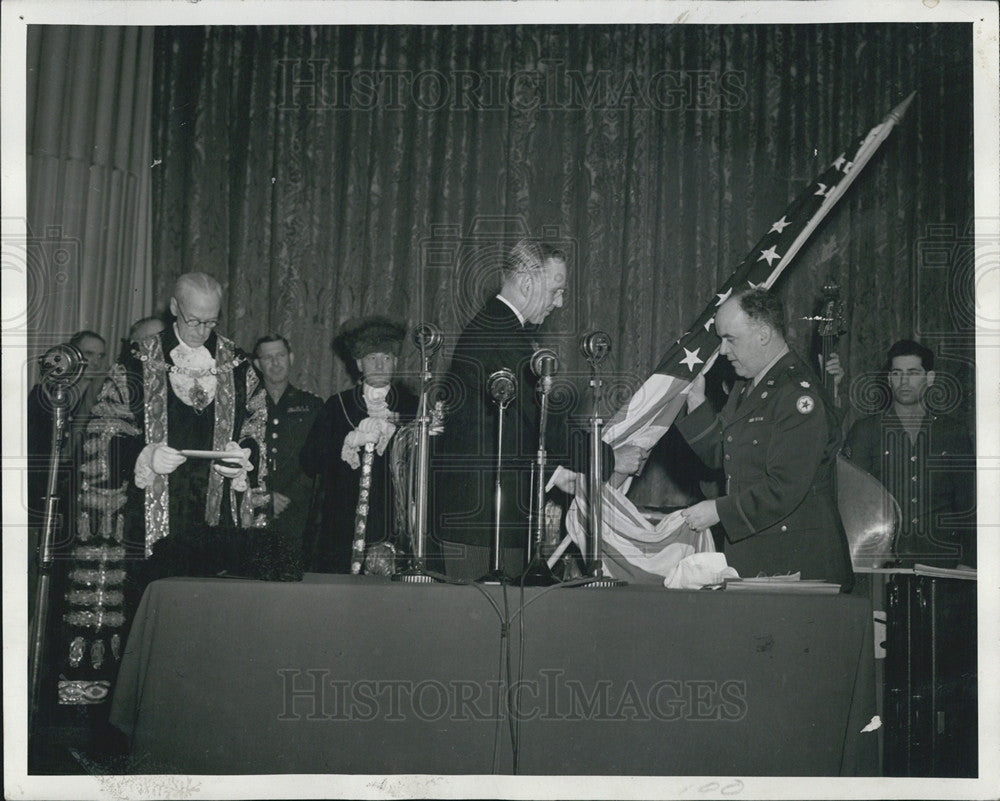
[676,350,854,588]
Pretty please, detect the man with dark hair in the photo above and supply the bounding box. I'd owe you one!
[253,334,322,579]
[431,239,643,580]
[844,339,975,567]
[677,289,854,589]
[301,317,417,574]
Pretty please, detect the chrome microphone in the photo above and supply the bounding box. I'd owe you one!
[487,368,517,406]
[38,344,86,391]
[530,348,559,379]
[580,331,611,366]
[413,323,443,357]
[530,348,558,395]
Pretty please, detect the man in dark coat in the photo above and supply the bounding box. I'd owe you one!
[678,289,854,590]
[430,239,642,580]
[844,339,975,567]
[253,334,322,580]
[301,317,417,574]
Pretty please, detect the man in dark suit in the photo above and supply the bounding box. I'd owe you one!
[677,288,854,589]
[431,239,641,580]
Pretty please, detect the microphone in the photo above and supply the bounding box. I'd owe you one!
[531,347,558,397]
[487,368,517,406]
[413,323,443,357]
[580,331,611,366]
[530,348,559,379]
[38,344,87,391]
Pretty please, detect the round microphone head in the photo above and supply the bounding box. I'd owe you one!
[580,331,611,364]
[530,348,559,378]
[487,368,517,405]
[38,344,87,390]
[413,323,442,356]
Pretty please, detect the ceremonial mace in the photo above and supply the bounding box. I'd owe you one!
[519,348,559,586]
[394,324,444,583]
[580,332,626,587]
[29,344,87,733]
[477,367,517,584]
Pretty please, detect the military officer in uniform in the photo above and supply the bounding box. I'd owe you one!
[678,288,854,589]
[253,334,323,579]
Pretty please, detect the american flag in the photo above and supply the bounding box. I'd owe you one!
[561,94,915,582]
[603,92,915,453]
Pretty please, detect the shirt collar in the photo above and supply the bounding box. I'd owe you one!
[495,293,526,327]
[752,345,790,387]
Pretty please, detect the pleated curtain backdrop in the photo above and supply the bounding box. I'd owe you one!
[26,25,154,380]
[150,24,974,432]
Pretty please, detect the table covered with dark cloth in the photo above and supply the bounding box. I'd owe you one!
[109,574,876,776]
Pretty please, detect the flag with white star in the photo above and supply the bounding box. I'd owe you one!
[602,93,914,453]
[560,93,916,583]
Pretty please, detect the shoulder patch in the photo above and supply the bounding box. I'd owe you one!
[796,395,815,415]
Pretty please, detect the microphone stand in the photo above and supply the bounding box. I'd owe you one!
[580,333,626,588]
[520,364,557,586]
[29,345,86,735]
[394,325,443,583]
[478,369,516,584]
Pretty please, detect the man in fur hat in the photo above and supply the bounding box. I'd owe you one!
[301,316,417,574]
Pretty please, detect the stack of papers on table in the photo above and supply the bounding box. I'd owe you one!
[723,574,842,593]
[913,563,977,581]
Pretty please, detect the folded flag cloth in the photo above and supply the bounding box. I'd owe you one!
[565,481,717,585]
[663,551,740,589]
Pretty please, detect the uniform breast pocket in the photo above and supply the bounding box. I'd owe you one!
[731,418,771,451]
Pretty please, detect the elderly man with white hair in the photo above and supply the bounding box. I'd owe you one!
[58,272,269,710]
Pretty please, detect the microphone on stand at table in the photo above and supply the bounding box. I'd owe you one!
[394,323,444,583]
[521,348,560,586]
[530,347,558,393]
[487,367,517,406]
[30,343,87,737]
[578,330,625,587]
[478,368,517,584]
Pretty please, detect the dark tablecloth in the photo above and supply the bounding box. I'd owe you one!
[110,574,876,775]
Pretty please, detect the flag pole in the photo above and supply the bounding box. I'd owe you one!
[763,92,915,289]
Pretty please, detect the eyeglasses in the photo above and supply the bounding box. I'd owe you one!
[175,305,219,329]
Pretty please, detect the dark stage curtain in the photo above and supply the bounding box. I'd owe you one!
[150,24,974,434]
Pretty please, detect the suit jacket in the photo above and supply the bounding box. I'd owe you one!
[301,382,417,573]
[431,296,581,549]
[676,351,854,589]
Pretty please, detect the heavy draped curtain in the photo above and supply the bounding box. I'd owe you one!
[150,24,974,432]
[26,25,154,378]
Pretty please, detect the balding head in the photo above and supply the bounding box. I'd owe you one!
[169,272,223,348]
[129,316,165,344]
